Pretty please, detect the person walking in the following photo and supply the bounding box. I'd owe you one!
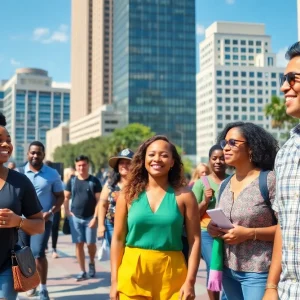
[192,144,227,300]
[110,135,200,300]
[18,141,64,300]
[97,149,134,245]
[64,155,102,281]
[207,122,278,300]
[0,116,44,300]
[263,42,300,300]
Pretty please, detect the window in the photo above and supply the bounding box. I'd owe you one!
[217,106,222,111]
[233,71,238,77]
[241,55,246,61]
[233,55,238,60]
[271,81,277,87]
[257,81,263,87]
[256,48,262,53]
[233,47,238,52]
[225,97,231,103]
[249,48,254,53]
[258,116,263,121]
[257,72,262,78]
[225,71,230,77]
[268,57,274,66]
[225,89,230,94]
[233,89,239,94]
[250,89,255,95]
[241,72,246,77]
[249,72,255,78]
[272,90,277,95]
[225,106,230,111]
[241,80,247,86]
[225,54,230,59]
[250,107,255,112]
[249,56,254,60]
[256,41,262,46]
[258,98,263,104]
[241,40,246,45]
[225,39,230,44]
[233,40,238,45]
[225,115,231,120]
[241,48,246,53]
[258,90,263,95]
[234,106,239,111]
[225,80,230,85]
[250,115,255,121]
[242,115,247,121]
[233,98,239,103]
[216,70,222,76]
[258,107,263,112]
[217,80,222,85]
[241,98,247,103]
[217,88,222,94]
[250,81,255,86]
[225,47,230,52]
[271,73,277,79]
[250,98,255,103]
[242,89,247,95]
[217,97,222,103]
[218,123,223,129]
[234,115,239,120]
[233,80,239,85]
[217,114,223,120]
[248,41,254,46]
[242,107,247,112]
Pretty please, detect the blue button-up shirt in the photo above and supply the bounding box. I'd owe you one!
[273,124,300,300]
[24,163,64,213]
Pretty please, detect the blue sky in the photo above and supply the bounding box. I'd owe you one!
[0,0,297,83]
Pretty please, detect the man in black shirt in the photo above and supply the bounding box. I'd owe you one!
[64,155,102,281]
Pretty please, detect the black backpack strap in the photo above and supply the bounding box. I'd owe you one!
[217,175,233,204]
[259,170,277,225]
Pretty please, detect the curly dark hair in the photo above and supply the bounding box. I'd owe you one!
[217,122,279,170]
[124,135,186,203]
[0,112,6,126]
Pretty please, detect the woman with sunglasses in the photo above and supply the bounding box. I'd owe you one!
[207,122,278,300]
[192,145,227,300]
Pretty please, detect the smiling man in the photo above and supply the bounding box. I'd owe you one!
[263,42,300,300]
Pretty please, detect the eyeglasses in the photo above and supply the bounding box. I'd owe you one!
[220,139,247,149]
[280,72,300,87]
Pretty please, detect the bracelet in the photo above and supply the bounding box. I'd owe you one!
[17,217,24,229]
[265,283,278,290]
[253,228,257,241]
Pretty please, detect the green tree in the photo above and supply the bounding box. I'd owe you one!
[265,95,298,129]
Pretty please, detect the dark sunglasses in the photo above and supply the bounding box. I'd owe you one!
[220,139,247,149]
[280,72,300,87]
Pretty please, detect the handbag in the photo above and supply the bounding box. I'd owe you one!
[11,232,40,292]
[62,217,71,235]
[97,238,110,261]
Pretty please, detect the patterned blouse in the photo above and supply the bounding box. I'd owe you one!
[105,184,121,224]
[218,171,276,272]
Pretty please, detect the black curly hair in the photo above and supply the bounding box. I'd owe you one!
[0,112,6,126]
[217,122,279,170]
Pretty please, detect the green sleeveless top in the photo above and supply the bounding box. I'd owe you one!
[126,186,184,251]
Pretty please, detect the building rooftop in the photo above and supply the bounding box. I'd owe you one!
[16,68,48,76]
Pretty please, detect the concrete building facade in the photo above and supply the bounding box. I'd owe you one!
[197,22,284,162]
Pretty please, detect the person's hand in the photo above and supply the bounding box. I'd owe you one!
[262,288,278,300]
[204,188,214,203]
[97,224,106,238]
[88,217,97,228]
[43,212,52,222]
[179,281,195,300]
[110,281,119,300]
[207,221,224,238]
[220,225,252,245]
[0,209,22,228]
[65,209,73,217]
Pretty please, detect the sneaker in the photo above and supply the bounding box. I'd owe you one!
[89,263,96,278]
[39,289,50,300]
[26,288,37,297]
[52,249,59,259]
[76,272,87,281]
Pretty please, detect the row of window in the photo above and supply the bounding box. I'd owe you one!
[222,40,266,46]
[217,106,264,112]
[216,88,277,95]
[217,115,266,124]
[217,97,268,104]
[224,47,262,54]
[225,55,255,60]
[216,79,278,87]
[216,70,282,79]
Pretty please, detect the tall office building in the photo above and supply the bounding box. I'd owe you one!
[113,0,196,155]
[197,22,284,161]
[0,68,70,165]
[71,0,113,122]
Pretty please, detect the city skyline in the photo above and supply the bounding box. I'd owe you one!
[0,0,297,82]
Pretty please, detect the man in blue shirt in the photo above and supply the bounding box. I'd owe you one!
[19,141,64,300]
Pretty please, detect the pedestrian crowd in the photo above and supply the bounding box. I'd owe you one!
[1,41,300,300]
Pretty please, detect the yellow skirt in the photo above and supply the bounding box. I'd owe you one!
[118,247,187,300]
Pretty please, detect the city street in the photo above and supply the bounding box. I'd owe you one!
[19,234,209,300]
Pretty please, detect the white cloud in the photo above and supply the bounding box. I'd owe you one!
[276,47,288,67]
[196,24,205,36]
[32,24,69,44]
[225,0,235,4]
[10,58,21,66]
[33,28,50,41]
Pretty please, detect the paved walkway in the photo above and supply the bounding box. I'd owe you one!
[19,234,209,300]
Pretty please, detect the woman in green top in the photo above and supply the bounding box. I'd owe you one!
[110,135,200,300]
[192,144,227,300]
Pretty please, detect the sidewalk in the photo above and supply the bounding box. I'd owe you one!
[19,234,209,300]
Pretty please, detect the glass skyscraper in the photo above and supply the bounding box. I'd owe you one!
[0,68,70,165]
[113,0,196,154]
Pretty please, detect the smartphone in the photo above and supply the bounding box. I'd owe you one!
[206,208,234,229]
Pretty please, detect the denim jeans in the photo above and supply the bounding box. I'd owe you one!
[0,267,17,300]
[104,219,114,246]
[222,266,268,300]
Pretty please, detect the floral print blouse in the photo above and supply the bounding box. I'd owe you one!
[106,184,121,224]
[218,171,276,272]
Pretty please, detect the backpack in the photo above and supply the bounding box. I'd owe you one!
[218,170,277,225]
[70,176,95,199]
